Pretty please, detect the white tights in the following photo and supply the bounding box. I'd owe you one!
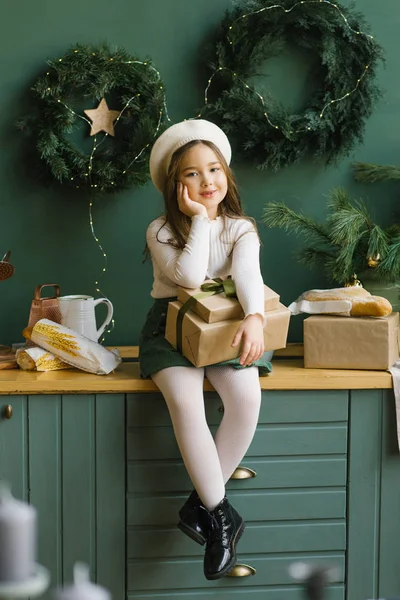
[152,365,261,511]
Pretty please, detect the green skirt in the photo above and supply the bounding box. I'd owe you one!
[138,297,272,379]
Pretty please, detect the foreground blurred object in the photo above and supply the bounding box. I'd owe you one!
[0,480,50,599]
[0,481,36,583]
[54,563,111,600]
[289,562,340,600]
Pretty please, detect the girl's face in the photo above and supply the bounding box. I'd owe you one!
[177,143,228,218]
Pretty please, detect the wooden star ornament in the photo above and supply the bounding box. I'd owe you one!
[84,98,121,137]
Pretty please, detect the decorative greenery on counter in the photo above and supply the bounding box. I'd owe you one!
[263,188,400,284]
[201,0,384,171]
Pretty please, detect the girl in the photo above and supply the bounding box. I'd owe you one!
[140,119,267,580]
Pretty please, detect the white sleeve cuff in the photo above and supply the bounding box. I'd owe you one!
[244,312,266,327]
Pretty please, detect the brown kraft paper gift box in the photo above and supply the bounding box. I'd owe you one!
[304,313,400,370]
[165,301,291,368]
[177,281,280,324]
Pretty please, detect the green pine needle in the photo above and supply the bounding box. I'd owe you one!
[353,162,400,183]
[263,202,331,246]
[263,188,400,284]
[18,43,167,193]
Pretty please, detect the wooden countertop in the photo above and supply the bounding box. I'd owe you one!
[0,359,393,394]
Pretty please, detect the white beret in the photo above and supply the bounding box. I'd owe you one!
[149,119,232,192]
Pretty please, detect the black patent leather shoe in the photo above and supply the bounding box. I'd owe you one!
[203,496,245,580]
[177,490,207,545]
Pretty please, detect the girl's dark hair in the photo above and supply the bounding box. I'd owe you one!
[143,139,258,261]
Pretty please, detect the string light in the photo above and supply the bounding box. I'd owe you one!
[199,0,376,134]
[88,196,115,341]
[227,0,375,37]
[45,55,171,341]
[319,65,369,117]
[47,58,171,188]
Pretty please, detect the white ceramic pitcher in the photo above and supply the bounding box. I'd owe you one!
[58,295,113,341]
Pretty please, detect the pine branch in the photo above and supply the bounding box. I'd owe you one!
[262,202,331,246]
[367,225,389,260]
[326,187,353,212]
[331,238,360,283]
[353,162,400,183]
[298,247,335,267]
[376,236,400,280]
[262,187,400,284]
[328,204,371,245]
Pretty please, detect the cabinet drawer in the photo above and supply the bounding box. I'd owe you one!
[127,457,347,493]
[127,490,346,527]
[127,423,347,460]
[127,553,345,591]
[128,521,346,559]
[127,390,348,427]
[129,587,345,600]
[127,393,223,426]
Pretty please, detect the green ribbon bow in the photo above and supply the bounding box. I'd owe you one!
[199,277,237,298]
[176,278,237,354]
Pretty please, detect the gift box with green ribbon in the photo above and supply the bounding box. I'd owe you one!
[177,278,280,324]
[165,301,290,368]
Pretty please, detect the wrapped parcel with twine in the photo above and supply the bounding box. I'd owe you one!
[22,319,121,375]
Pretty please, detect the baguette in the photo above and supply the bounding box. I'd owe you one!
[302,288,392,317]
[16,347,70,371]
[22,319,121,375]
[289,287,393,317]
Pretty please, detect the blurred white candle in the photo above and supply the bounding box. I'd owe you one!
[0,481,37,583]
[55,564,111,600]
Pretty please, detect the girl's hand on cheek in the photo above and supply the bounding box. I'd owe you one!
[177,182,208,219]
[231,314,265,367]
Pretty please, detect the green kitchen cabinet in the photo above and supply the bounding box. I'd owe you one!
[0,394,125,600]
[1,388,400,600]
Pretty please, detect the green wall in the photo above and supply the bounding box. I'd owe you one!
[0,0,398,346]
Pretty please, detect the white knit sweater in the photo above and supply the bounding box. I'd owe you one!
[146,214,265,319]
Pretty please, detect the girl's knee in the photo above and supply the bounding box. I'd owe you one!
[226,388,261,416]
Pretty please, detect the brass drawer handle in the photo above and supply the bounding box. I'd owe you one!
[230,466,257,479]
[227,564,256,577]
[3,404,13,419]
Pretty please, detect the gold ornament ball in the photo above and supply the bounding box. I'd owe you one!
[367,254,380,268]
[344,274,363,288]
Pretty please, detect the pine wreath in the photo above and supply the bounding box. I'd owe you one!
[201,0,384,171]
[19,43,167,193]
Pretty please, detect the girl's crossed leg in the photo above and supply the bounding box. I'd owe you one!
[151,365,261,509]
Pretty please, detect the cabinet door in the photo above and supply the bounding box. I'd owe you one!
[0,396,28,501]
[0,393,125,600]
[347,389,400,600]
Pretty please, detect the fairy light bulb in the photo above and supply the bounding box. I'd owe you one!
[201,0,377,133]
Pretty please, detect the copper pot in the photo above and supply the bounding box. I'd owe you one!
[0,251,14,281]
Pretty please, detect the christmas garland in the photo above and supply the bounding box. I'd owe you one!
[201,0,384,171]
[19,44,167,192]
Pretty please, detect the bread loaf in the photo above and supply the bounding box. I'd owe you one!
[22,319,121,375]
[289,287,392,317]
[16,347,70,371]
